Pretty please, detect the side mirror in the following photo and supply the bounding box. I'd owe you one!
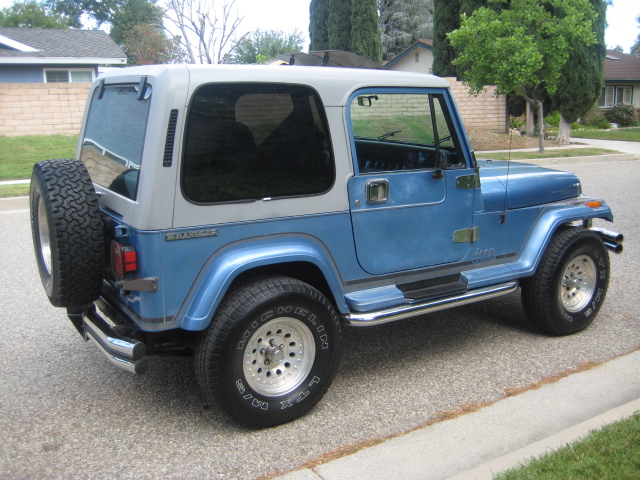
[357,95,378,107]
[432,150,449,180]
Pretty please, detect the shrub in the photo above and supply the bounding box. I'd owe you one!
[580,105,611,129]
[545,110,561,128]
[510,115,525,130]
[604,103,638,127]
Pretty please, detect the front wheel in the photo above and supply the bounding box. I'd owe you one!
[522,228,609,335]
[195,276,342,428]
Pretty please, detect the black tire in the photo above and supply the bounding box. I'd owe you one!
[195,276,342,428]
[521,228,609,335]
[30,158,104,308]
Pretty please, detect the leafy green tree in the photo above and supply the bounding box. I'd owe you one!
[229,29,304,64]
[432,0,460,76]
[350,0,381,62]
[309,0,330,50]
[551,0,606,144]
[120,23,186,65]
[110,0,162,45]
[448,0,597,152]
[328,0,351,51]
[0,1,70,28]
[45,0,115,28]
[378,0,433,61]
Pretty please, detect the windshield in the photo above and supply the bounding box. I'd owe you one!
[80,83,152,200]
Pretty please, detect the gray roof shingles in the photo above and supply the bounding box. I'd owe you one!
[604,49,640,82]
[0,27,126,59]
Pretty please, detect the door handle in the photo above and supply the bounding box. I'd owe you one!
[366,180,389,204]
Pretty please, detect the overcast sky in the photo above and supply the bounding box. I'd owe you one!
[0,0,638,53]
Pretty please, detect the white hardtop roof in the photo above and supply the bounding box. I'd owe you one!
[99,63,451,107]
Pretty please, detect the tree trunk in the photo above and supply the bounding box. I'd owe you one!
[526,102,534,137]
[537,102,544,153]
[556,115,572,145]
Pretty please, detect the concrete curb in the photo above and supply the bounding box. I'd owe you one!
[0,196,29,213]
[273,350,640,480]
[445,398,640,480]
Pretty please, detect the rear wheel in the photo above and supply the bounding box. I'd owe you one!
[521,228,609,335]
[30,159,104,307]
[195,276,342,428]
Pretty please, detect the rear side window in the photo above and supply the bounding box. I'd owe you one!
[81,84,152,200]
[182,83,335,203]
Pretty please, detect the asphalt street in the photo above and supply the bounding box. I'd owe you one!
[1,159,639,480]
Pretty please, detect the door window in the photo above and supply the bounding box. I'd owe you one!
[349,92,463,174]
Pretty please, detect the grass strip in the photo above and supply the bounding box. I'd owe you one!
[570,128,640,142]
[0,183,30,198]
[478,148,620,161]
[0,135,77,181]
[494,412,640,480]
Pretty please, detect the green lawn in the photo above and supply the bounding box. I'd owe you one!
[478,148,620,161]
[571,128,640,142]
[0,183,30,198]
[0,135,77,181]
[494,412,640,480]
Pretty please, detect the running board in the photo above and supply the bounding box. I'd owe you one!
[345,281,519,327]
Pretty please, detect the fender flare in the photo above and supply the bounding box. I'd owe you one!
[510,200,613,279]
[176,236,347,331]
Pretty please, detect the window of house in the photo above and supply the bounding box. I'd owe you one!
[599,85,633,107]
[44,69,94,83]
[182,83,335,204]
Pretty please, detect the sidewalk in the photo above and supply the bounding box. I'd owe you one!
[274,349,640,480]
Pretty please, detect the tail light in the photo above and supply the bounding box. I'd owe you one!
[111,241,137,280]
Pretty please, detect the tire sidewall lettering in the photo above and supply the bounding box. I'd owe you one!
[555,241,608,324]
[227,295,337,413]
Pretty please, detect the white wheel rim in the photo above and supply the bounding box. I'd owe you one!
[242,317,315,397]
[37,196,52,276]
[560,255,596,313]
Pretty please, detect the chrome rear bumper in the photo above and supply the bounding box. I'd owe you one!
[67,304,148,374]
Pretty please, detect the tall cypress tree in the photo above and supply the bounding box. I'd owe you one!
[379,0,434,61]
[432,0,460,76]
[310,0,330,50]
[552,0,606,143]
[328,0,352,51]
[351,0,382,62]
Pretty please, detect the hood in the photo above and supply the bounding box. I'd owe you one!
[477,160,582,211]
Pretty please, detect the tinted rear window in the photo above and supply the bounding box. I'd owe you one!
[182,83,334,203]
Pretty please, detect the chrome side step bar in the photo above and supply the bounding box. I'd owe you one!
[345,281,519,327]
[68,305,148,374]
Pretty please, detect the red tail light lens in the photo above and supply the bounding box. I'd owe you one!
[111,241,137,280]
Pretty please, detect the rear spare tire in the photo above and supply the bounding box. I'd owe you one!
[30,158,104,307]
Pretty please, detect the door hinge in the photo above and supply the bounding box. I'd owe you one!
[456,173,481,189]
[454,227,480,243]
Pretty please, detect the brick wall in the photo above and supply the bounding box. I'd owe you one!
[0,83,91,137]
[0,79,507,137]
[444,77,507,133]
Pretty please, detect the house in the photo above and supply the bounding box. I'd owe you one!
[0,27,126,83]
[601,50,640,111]
[384,39,434,74]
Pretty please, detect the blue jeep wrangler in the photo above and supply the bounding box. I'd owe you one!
[30,64,622,427]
